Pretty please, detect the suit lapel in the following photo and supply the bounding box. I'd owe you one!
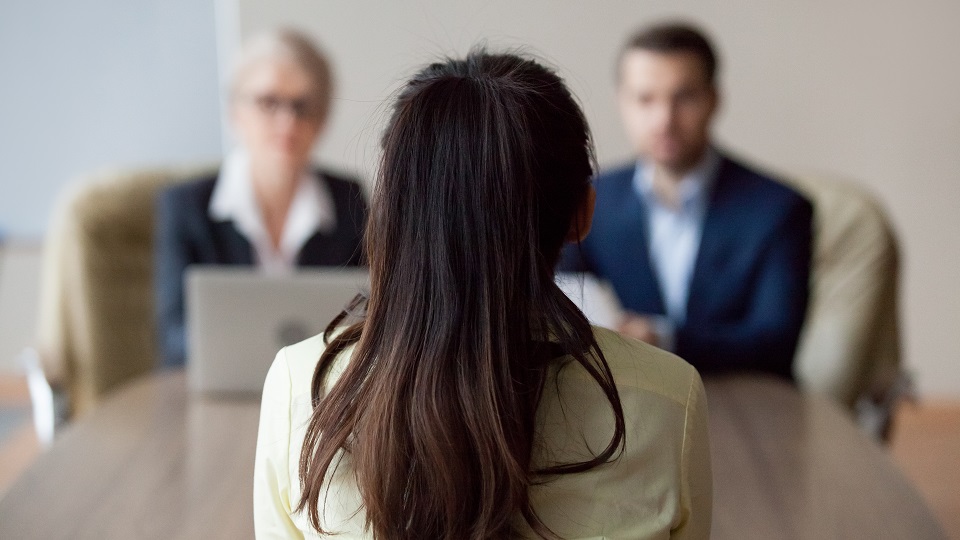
[604,171,665,314]
[297,232,328,265]
[297,173,343,266]
[630,195,666,314]
[211,220,254,265]
[687,159,738,319]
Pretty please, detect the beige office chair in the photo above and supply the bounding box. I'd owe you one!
[36,166,214,417]
[784,175,908,440]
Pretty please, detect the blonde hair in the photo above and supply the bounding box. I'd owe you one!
[230,28,334,124]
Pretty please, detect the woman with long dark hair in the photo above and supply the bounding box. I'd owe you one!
[254,50,711,539]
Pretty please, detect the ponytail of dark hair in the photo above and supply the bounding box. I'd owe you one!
[296,50,625,540]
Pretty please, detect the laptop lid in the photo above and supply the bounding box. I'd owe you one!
[185,266,368,397]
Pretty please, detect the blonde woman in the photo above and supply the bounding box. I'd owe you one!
[155,29,367,367]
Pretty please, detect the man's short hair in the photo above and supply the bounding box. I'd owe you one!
[619,22,719,85]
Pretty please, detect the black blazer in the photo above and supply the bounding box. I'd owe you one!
[154,169,368,367]
[560,153,813,381]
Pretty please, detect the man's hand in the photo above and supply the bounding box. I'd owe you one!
[617,313,661,346]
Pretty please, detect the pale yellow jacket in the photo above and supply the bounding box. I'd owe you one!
[254,326,712,539]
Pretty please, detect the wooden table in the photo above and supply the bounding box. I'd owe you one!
[707,376,946,539]
[0,372,946,539]
[0,371,259,540]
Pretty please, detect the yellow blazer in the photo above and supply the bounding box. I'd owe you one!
[254,326,712,539]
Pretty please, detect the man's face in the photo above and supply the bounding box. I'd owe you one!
[617,49,718,173]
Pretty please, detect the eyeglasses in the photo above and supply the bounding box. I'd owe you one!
[247,94,321,120]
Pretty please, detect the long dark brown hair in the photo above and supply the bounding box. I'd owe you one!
[296,50,625,539]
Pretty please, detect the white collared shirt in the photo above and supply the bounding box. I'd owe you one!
[208,150,337,274]
[633,148,721,340]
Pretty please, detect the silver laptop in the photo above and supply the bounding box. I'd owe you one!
[186,266,369,396]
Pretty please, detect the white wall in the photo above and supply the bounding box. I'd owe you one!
[232,0,960,398]
[0,244,42,374]
[0,0,223,239]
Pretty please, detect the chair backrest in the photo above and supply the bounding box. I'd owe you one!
[37,166,215,416]
[782,175,902,409]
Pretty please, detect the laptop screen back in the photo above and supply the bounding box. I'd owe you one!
[185,266,368,396]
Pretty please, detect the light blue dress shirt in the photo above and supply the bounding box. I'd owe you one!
[633,149,721,350]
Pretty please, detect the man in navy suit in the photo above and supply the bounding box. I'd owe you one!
[561,22,812,381]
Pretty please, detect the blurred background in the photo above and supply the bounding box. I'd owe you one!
[0,0,957,534]
[2,0,958,399]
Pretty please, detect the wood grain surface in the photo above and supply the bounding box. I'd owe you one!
[0,372,946,539]
[0,371,258,540]
[707,376,947,539]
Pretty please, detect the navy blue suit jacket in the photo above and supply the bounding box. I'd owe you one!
[560,154,813,381]
[154,170,368,367]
